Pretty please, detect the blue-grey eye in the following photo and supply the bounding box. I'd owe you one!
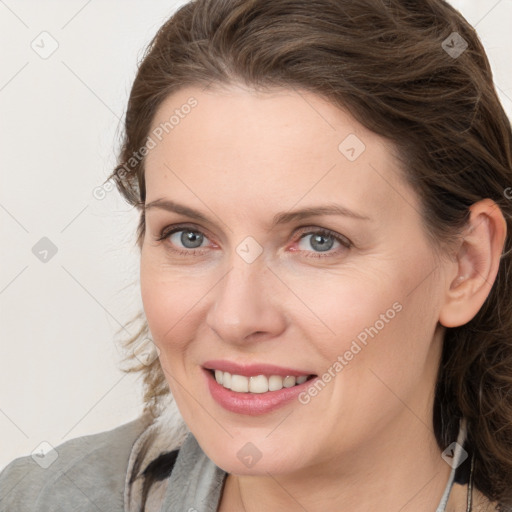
[170,229,206,249]
[298,232,339,252]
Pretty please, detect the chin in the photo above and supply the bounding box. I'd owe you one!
[210,452,295,476]
[195,431,309,476]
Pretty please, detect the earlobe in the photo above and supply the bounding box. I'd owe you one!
[439,199,507,328]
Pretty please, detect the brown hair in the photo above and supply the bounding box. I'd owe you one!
[106,0,512,507]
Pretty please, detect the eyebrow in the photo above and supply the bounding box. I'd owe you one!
[144,198,371,228]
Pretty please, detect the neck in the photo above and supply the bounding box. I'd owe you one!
[219,416,455,512]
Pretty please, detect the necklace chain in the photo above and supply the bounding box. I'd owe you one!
[465,452,475,512]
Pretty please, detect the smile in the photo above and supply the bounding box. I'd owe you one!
[202,360,319,415]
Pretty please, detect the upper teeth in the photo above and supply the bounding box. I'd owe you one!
[214,370,308,393]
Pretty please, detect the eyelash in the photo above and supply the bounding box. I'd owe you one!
[155,223,352,259]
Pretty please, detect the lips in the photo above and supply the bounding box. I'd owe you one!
[202,360,318,415]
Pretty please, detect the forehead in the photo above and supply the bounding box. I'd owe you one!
[143,84,418,224]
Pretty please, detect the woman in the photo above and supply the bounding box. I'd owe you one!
[1,0,511,510]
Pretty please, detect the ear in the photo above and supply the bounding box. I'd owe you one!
[439,199,507,328]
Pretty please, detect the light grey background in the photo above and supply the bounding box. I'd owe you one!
[0,0,511,471]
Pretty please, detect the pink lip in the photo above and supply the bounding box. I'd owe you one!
[202,359,313,377]
[202,367,318,416]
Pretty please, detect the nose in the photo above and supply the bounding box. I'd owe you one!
[206,255,287,346]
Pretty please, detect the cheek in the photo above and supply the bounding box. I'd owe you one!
[294,254,440,377]
[289,267,404,354]
[139,253,205,351]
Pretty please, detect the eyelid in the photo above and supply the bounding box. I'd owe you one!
[157,222,214,242]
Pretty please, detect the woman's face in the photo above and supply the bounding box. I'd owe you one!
[140,84,449,476]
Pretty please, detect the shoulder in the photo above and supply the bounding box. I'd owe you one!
[0,413,153,512]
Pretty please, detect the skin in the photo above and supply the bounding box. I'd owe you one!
[139,83,506,512]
